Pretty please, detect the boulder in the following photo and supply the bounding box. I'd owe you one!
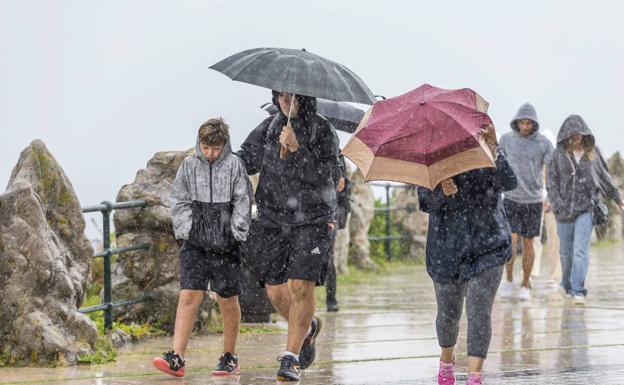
[596,152,624,241]
[391,186,428,261]
[0,140,96,365]
[111,149,214,333]
[334,218,350,275]
[347,170,377,270]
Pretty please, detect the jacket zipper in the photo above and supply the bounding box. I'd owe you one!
[565,153,577,219]
[209,163,213,203]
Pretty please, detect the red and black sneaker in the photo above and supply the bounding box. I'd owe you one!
[153,350,185,377]
[212,352,240,375]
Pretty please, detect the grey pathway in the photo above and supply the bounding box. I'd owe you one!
[2,242,624,384]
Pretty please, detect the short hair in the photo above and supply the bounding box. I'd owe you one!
[198,117,229,145]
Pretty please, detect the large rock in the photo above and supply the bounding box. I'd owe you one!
[334,219,350,275]
[597,152,624,241]
[333,161,352,275]
[0,140,97,366]
[112,150,214,333]
[391,186,428,261]
[348,170,377,270]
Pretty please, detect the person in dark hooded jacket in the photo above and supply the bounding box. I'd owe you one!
[325,155,351,312]
[546,115,623,305]
[418,124,517,385]
[236,90,339,381]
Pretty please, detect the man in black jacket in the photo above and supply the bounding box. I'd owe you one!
[326,155,351,312]
[237,91,339,381]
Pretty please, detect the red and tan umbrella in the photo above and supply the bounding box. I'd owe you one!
[342,84,495,190]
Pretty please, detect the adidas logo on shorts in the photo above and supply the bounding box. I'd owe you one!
[311,247,321,255]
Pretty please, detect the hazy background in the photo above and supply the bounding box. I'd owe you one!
[1,0,622,237]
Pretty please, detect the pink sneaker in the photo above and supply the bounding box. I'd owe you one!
[466,372,483,385]
[437,360,455,385]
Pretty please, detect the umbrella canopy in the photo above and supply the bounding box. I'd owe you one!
[342,84,495,190]
[261,99,365,133]
[210,47,376,105]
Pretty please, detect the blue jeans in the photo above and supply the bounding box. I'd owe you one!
[556,211,593,296]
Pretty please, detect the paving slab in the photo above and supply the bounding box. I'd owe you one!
[2,242,623,384]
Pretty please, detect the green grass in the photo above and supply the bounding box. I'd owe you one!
[368,198,411,265]
[240,324,283,334]
[77,289,165,366]
[0,350,23,367]
[206,310,283,335]
[314,260,419,308]
[592,238,621,249]
[114,322,165,340]
[76,336,117,365]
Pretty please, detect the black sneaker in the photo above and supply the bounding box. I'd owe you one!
[212,352,240,375]
[276,354,301,381]
[326,300,339,312]
[153,350,185,377]
[299,316,322,369]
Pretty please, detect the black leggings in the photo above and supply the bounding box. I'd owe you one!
[433,265,504,358]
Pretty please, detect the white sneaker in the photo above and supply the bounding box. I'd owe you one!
[498,280,514,298]
[517,287,531,301]
[572,295,586,306]
[563,292,573,299]
[546,279,559,289]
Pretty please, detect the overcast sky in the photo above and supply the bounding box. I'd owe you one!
[1,0,622,237]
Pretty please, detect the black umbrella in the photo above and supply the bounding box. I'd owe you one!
[209,47,376,105]
[261,99,365,134]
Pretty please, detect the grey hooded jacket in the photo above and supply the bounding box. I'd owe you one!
[170,136,252,242]
[546,115,621,223]
[499,103,554,204]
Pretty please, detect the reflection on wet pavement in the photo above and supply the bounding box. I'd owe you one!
[1,243,623,384]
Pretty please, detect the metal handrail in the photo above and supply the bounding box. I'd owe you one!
[79,200,151,331]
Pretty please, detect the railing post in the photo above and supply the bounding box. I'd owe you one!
[101,200,113,331]
[385,184,392,261]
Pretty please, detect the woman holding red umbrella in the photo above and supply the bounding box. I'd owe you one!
[418,125,517,385]
[342,84,517,384]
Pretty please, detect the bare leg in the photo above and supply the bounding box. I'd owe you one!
[521,237,535,288]
[440,346,455,363]
[266,283,291,320]
[216,294,240,354]
[468,356,485,373]
[286,279,316,354]
[505,233,518,282]
[172,289,205,356]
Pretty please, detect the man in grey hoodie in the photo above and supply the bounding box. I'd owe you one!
[153,118,252,378]
[498,103,554,301]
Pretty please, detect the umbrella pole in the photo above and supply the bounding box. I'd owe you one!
[280,93,295,159]
[287,92,294,125]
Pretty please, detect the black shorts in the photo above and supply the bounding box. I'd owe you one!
[179,241,242,298]
[503,199,543,239]
[242,221,333,287]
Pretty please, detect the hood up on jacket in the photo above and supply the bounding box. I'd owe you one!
[510,103,540,136]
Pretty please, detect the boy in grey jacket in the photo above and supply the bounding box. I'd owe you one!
[498,103,554,301]
[153,118,251,378]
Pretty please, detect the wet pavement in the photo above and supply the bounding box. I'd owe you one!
[2,242,624,384]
